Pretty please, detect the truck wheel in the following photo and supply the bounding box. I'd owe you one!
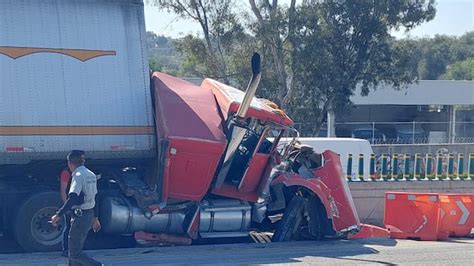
[14,191,65,252]
[272,195,322,242]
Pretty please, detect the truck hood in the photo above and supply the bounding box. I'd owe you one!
[152,72,226,143]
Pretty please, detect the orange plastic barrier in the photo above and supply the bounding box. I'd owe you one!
[439,194,473,237]
[384,192,449,241]
[348,223,390,239]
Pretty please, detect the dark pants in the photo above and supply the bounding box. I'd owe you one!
[63,213,71,252]
[68,209,101,266]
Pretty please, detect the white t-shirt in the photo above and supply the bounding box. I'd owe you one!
[69,166,98,210]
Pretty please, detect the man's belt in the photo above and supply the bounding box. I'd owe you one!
[73,207,94,217]
[73,208,83,217]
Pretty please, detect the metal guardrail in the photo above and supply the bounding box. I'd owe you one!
[345,152,474,182]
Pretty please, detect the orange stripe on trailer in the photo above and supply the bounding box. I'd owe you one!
[0,46,116,61]
[0,126,155,136]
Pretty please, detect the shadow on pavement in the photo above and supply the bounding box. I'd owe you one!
[107,238,400,265]
[1,237,400,265]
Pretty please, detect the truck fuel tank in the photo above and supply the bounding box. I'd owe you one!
[101,196,251,238]
[199,199,251,238]
[100,196,186,235]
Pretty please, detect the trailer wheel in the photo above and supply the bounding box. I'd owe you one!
[14,191,65,252]
[272,195,323,242]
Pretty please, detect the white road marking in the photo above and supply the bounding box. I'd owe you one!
[456,201,470,225]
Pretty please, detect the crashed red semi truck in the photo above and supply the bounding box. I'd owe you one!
[0,0,360,252]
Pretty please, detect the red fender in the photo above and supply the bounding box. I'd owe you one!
[315,150,360,232]
[272,173,334,219]
[272,150,361,234]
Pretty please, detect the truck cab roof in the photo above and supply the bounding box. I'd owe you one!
[201,78,293,126]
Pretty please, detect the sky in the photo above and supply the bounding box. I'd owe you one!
[144,0,474,39]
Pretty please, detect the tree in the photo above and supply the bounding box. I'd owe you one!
[174,35,211,77]
[147,1,436,136]
[249,0,435,135]
[146,31,169,50]
[417,35,457,79]
[249,0,297,109]
[413,32,474,80]
[440,58,474,80]
[438,32,474,80]
[146,32,182,75]
[457,31,474,59]
[149,0,247,83]
[149,56,162,72]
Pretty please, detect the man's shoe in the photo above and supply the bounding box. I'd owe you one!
[61,250,68,257]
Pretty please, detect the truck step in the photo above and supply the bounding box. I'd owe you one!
[249,231,273,243]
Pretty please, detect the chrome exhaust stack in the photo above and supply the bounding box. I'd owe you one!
[214,53,262,188]
[235,53,262,119]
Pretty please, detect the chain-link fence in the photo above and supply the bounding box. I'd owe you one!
[293,121,474,144]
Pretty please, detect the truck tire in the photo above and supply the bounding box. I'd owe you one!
[13,191,65,252]
[272,195,322,242]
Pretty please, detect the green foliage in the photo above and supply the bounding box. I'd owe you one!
[149,56,162,72]
[146,1,474,136]
[174,35,212,77]
[248,0,296,109]
[440,57,474,80]
[410,32,474,80]
[149,0,248,83]
[285,0,436,134]
[146,31,169,50]
[146,31,181,75]
[417,35,458,79]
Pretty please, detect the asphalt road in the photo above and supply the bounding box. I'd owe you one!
[0,238,473,265]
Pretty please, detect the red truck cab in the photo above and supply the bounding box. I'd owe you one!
[147,67,360,242]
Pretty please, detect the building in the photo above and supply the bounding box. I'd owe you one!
[327,80,474,144]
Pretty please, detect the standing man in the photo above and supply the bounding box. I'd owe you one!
[51,150,102,266]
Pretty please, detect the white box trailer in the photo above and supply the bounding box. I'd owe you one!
[0,0,154,164]
[0,0,158,252]
[0,1,363,254]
